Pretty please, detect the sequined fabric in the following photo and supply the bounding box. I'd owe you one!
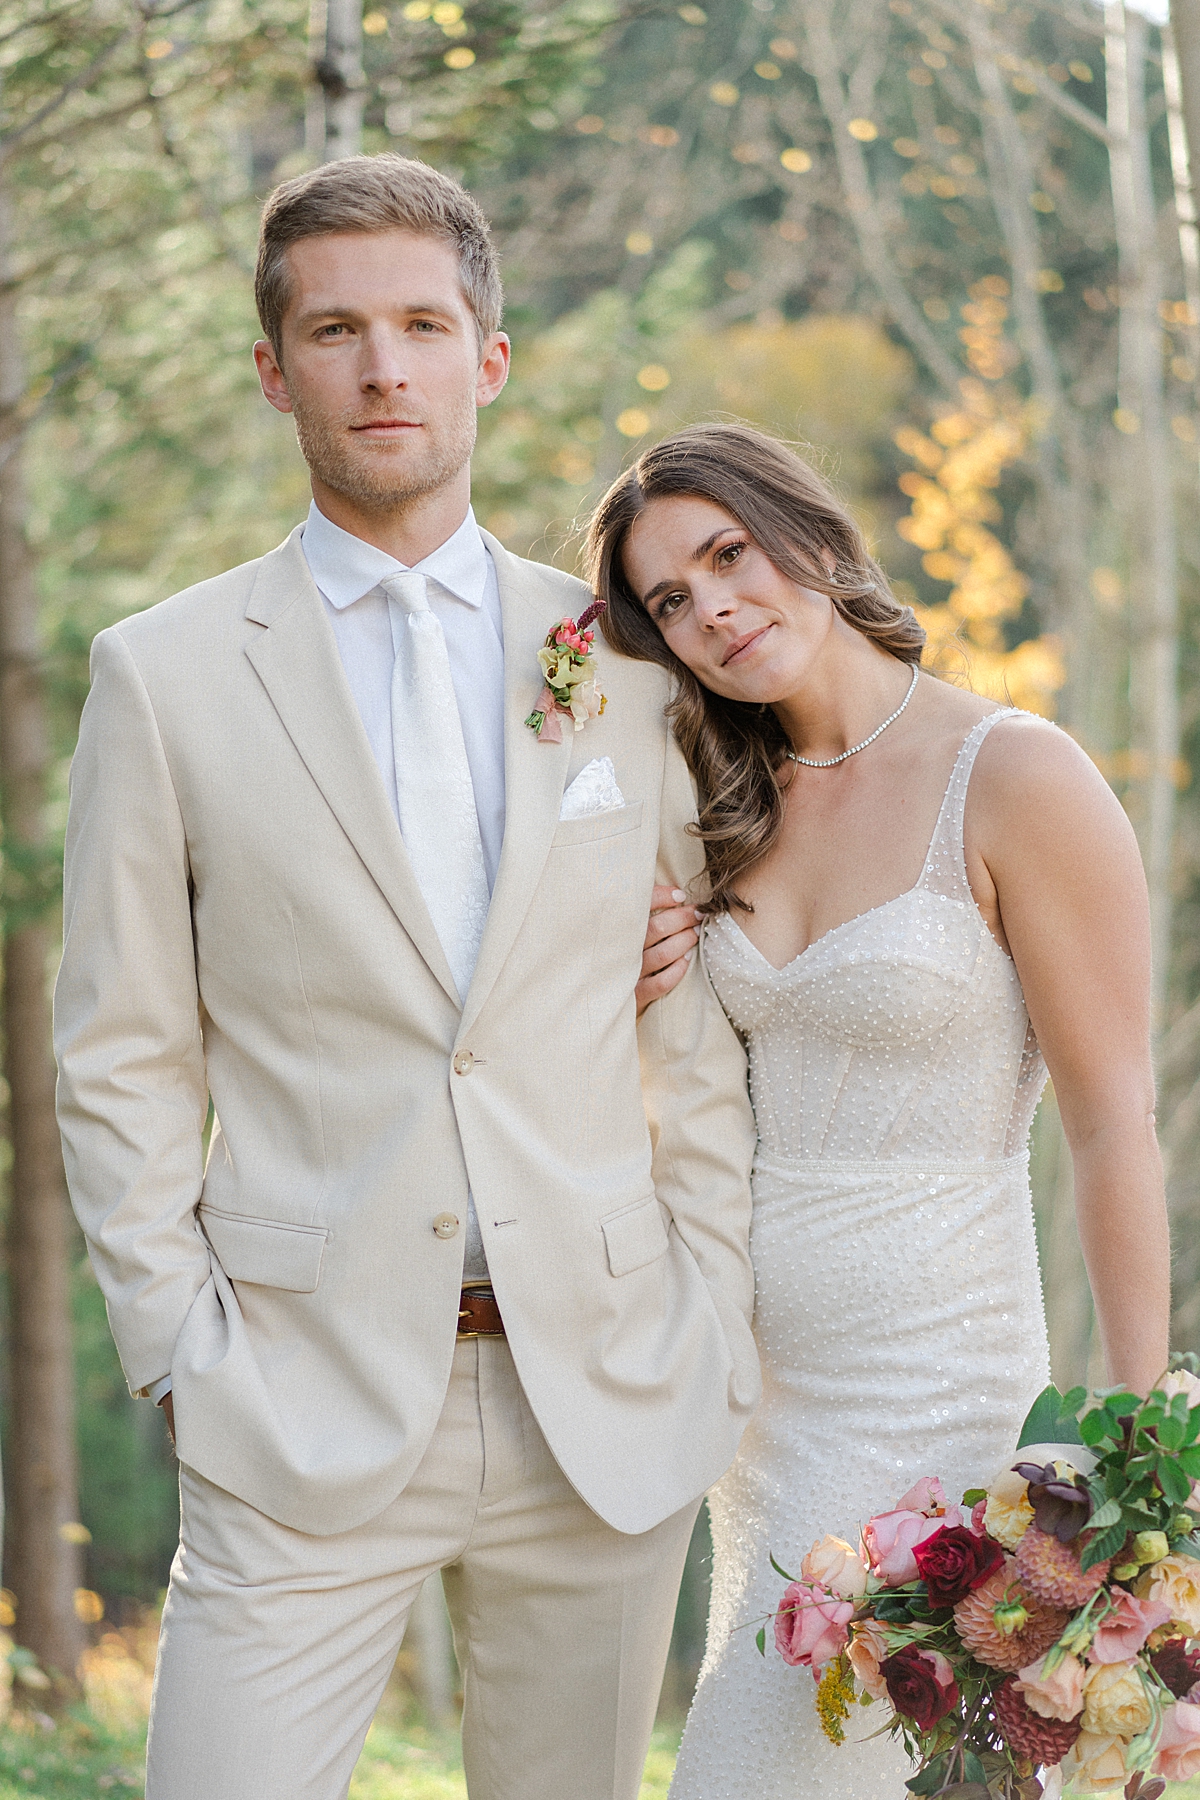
[670,711,1052,1799]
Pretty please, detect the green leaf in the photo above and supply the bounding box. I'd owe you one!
[1170,1531,1200,1561]
[1081,1410,1111,1448]
[906,1754,948,1795]
[961,1489,986,1506]
[1158,1457,1192,1505]
[1088,1497,1123,1530]
[962,1750,987,1783]
[1016,1383,1084,1449]
[756,1626,766,1656]
[768,1553,796,1583]
[1178,1445,1200,1476]
[1081,1520,1128,1570]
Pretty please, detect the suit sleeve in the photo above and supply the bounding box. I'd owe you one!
[54,627,211,1395]
[638,725,758,1349]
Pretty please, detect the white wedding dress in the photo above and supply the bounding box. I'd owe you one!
[670,710,1052,1799]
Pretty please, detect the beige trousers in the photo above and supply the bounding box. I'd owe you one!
[145,1338,699,1800]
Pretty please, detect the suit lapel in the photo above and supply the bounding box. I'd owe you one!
[243,529,461,1008]
[460,533,574,1033]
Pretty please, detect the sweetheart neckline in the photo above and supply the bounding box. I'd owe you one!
[710,886,1013,976]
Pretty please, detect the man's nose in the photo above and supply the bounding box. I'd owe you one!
[360,330,409,392]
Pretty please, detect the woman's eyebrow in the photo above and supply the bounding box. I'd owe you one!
[641,530,735,605]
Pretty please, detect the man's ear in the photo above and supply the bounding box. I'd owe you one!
[476,332,510,410]
[254,339,294,415]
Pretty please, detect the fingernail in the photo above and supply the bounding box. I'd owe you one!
[672,889,687,903]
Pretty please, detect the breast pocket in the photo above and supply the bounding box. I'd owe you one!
[551,800,644,848]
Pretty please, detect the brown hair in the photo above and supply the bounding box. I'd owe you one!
[586,423,925,913]
[255,154,503,358]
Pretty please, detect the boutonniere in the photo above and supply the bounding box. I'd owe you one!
[524,600,607,743]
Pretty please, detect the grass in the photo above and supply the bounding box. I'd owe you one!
[0,1711,683,1798]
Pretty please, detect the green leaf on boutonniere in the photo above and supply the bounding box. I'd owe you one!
[755,1626,766,1656]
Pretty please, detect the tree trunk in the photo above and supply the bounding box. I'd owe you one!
[0,182,84,1688]
[309,0,364,163]
[1106,1,1180,1032]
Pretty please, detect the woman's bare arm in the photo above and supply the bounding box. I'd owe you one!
[971,719,1171,1395]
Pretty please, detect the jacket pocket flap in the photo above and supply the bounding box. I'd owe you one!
[551,800,643,848]
[200,1208,328,1293]
[600,1194,669,1278]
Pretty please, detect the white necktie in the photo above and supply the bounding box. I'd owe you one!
[384,572,489,1003]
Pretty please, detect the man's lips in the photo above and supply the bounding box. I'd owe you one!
[722,623,774,666]
[349,418,423,433]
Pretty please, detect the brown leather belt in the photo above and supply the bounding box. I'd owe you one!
[457,1285,505,1338]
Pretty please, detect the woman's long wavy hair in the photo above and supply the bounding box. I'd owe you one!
[586,423,925,914]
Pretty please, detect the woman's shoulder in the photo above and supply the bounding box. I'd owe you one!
[963,707,1137,862]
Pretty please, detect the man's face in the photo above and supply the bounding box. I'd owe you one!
[254,229,509,514]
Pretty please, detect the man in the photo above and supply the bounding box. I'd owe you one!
[55,154,758,1800]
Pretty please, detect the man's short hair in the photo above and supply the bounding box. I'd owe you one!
[255,153,503,357]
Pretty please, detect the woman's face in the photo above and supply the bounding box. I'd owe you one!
[622,494,836,704]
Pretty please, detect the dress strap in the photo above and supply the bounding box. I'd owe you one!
[916,708,1023,905]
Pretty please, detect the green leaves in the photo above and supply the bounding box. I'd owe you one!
[1087,1497,1124,1531]
[1015,1383,1086,1449]
[755,1625,766,1656]
[1081,1520,1128,1571]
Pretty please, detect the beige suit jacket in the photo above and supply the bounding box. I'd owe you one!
[54,526,759,1537]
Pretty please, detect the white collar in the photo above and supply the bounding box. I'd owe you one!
[301,500,490,612]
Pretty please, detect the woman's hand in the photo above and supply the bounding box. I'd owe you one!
[637,886,701,1017]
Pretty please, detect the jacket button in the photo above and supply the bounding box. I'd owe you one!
[433,1213,460,1239]
[452,1050,474,1076]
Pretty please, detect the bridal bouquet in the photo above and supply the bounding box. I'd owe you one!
[768,1368,1200,1798]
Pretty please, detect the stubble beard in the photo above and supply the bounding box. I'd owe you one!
[292,389,478,513]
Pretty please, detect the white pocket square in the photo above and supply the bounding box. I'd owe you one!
[559,756,626,822]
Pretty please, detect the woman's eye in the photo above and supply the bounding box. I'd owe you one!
[654,593,686,621]
[717,541,745,567]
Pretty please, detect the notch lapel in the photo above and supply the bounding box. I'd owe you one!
[244,529,461,1008]
[460,534,576,1033]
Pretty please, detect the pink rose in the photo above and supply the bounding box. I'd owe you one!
[1156,1700,1200,1782]
[774,1580,854,1670]
[1088,1591,1173,1665]
[1015,1652,1085,1721]
[847,1620,890,1699]
[896,1476,948,1515]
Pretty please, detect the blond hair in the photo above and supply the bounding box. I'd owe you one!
[255,154,503,356]
[587,423,925,914]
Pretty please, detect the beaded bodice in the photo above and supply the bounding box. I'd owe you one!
[703,710,1046,1164]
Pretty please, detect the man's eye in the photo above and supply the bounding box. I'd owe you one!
[319,324,347,338]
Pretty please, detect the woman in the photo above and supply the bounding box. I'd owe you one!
[586,423,1171,1799]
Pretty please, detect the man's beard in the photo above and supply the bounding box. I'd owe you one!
[292,390,477,512]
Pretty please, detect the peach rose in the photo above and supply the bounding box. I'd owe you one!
[1162,1369,1200,1406]
[1081,1660,1152,1738]
[1061,1730,1130,1792]
[1087,1591,1173,1664]
[1136,1553,1200,1632]
[1155,1699,1200,1782]
[801,1534,868,1601]
[1014,1651,1085,1721]
[984,1469,1035,1553]
[847,1620,889,1700]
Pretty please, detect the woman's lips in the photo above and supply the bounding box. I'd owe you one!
[722,623,773,666]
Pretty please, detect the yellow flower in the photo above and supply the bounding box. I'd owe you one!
[983,1468,1034,1552]
[1081,1660,1151,1739]
[1136,1552,1200,1631]
[1060,1729,1131,1791]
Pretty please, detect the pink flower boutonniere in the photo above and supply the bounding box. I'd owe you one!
[525,600,607,743]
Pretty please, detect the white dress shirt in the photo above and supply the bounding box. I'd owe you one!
[302,501,506,888]
[144,504,504,1400]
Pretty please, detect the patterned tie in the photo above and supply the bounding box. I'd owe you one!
[384,572,489,1003]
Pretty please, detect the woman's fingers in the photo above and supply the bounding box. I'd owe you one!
[637,886,701,1016]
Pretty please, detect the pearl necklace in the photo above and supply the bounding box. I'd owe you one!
[784,664,920,768]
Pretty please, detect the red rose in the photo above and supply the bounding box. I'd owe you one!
[879,1644,960,1730]
[913,1523,1005,1608]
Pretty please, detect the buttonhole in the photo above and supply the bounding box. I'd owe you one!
[493,1218,517,1227]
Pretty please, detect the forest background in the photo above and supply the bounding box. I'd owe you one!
[0,0,1198,1751]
